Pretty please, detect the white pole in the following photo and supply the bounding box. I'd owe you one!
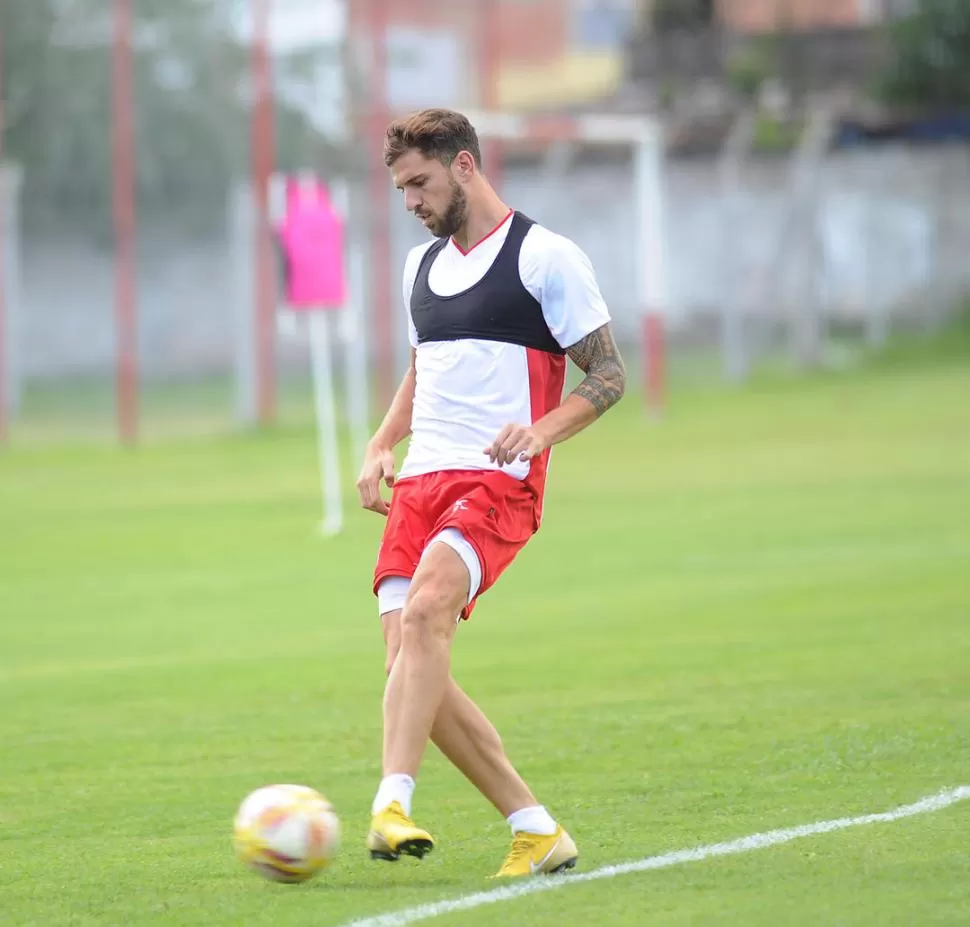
[718,110,755,382]
[230,180,257,426]
[345,244,369,467]
[634,122,667,323]
[1,163,23,422]
[309,310,343,536]
[634,121,668,418]
[863,173,886,348]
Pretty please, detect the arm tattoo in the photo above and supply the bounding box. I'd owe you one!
[566,323,627,416]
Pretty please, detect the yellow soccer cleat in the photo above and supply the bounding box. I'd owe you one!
[492,825,578,878]
[366,801,434,862]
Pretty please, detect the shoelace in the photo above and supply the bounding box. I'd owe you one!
[387,810,411,829]
[383,803,408,823]
[500,833,535,870]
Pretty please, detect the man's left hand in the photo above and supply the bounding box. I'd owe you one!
[484,424,547,467]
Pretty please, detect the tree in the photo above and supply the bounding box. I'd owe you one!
[0,0,338,238]
[880,0,970,110]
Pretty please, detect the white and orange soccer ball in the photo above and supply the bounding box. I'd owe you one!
[233,784,341,883]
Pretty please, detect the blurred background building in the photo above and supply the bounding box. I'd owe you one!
[0,0,968,441]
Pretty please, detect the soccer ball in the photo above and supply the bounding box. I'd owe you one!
[233,784,340,883]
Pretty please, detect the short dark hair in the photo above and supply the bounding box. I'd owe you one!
[383,108,482,169]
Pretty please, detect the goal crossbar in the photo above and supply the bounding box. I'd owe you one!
[460,110,663,146]
[464,109,670,414]
[464,109,668,318]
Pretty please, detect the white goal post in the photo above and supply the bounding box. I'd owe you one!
[460,110,671,414]
[0,162,23,441]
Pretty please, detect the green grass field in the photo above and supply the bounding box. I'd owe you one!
[2,333,969,926]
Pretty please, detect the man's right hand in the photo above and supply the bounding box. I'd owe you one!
[356,444,396,516]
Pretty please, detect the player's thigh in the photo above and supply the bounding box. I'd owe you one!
[442,475,534,602]
[373,478,432,594]
[402,541,470,637]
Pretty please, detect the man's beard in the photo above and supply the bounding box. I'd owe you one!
[424,179,467,239]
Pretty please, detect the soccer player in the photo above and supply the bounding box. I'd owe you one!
[356,108,626,877]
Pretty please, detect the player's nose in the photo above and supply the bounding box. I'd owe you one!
[405,189,423,212]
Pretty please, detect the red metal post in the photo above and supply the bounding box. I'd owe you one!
[251,0,276,425]
[113,0,138,443]
[642,312,665,418]
[369,0,394,410]
[0,25,6,444]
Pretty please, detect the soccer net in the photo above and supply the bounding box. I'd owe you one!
[458,110,670,415]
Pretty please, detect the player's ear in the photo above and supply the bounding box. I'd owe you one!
[452,150,476,181]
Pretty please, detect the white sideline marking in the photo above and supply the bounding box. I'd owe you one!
[338,786,970,927]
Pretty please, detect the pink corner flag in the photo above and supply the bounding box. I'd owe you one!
[277,176,346,310]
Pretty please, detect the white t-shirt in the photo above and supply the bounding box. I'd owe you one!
[399,212,611,485]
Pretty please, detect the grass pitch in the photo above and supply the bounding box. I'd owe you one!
[1,334,969,926]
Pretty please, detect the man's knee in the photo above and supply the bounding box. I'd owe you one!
[401,586,460,643]
[400,544,469,644]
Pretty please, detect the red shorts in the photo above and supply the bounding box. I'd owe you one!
[373,469,538,619]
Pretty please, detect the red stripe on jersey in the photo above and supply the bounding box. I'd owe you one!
[451,208,514,256]
[525,347,567,528]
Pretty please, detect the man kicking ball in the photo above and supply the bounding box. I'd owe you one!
[356,107,626,878]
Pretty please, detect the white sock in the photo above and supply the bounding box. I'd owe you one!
[506,805,558,836]
[371,774,416,817]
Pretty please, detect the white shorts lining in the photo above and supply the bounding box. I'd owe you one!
[376,527,482,617]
